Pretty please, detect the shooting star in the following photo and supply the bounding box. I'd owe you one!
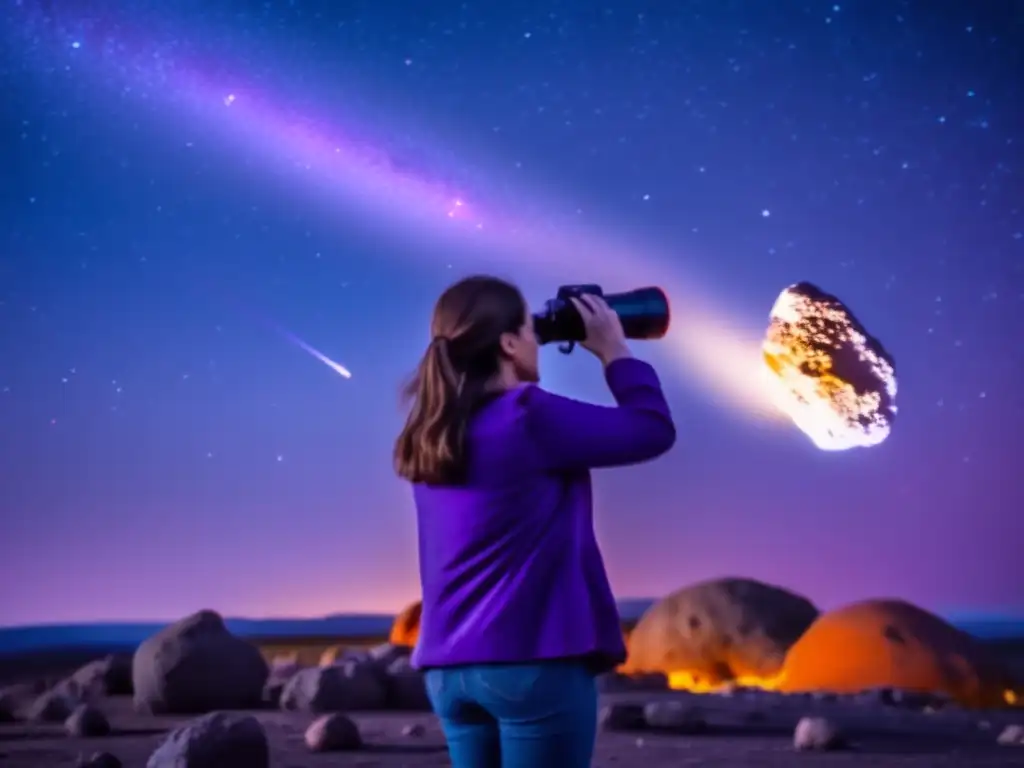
[279,328,352,379]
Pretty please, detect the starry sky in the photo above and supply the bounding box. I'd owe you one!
[1,0,1021,628]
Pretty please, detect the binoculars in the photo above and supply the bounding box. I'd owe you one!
[533,284,670,354]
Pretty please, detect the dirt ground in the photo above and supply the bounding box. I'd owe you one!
[2,688,1023,767]
[1,640,1023,767]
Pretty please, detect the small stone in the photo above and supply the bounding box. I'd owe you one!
[997,724,1024,746]
[793,716,847,751]
[28,689,78,723]
[598,703,646,732]
[305,713,363,752]
[66,704,111,737]
[643,700,706,733]
[75,752,123,768]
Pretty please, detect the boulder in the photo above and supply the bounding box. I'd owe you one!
[132,610,269,714]
[778,599,1015,709]
[624,577,818,689]
[0,682,41,717]
[65,704,111,737]
[27,687,79,722]
[262,663,304,708]
[304,713,363,752]
[390,600,422,648]
[318,645,359,667]
[66,656,133,697]
[385,664,431,710]
[146,712,268,768]
[368,642,411,669]
[280,660,387,713]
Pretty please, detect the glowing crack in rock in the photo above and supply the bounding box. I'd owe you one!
[762,282,897,450]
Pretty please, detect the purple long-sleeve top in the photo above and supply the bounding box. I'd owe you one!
[411,357,676,672]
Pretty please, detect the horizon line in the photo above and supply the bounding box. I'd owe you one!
[2,605,1023,633]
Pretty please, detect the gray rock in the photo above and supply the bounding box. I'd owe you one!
[997,724,1024,746]
[27,688,78,722]
[65,704,111,737]
[385,666,431,711]
[67,656,133,697]
[280,661,387,713]
[146,712,268,768]
[599,703,647,732]
[75,752,123,768]
[304,713,363,752]
[0,682,39,716]
[132,610,269,714]
[643,700,707,733]
[401,723,426,737]
[386,655,415,675]
[262,664,305,708]
[793,716,848,751]
[368,642,411,669]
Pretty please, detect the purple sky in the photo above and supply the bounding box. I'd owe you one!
[0,0,1020,627]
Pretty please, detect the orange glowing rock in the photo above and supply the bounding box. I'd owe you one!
[390,600,423,648]
[778,599,1016,709]
[763,282,897,450]
[623,578,818,691]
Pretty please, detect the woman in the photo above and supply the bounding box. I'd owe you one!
[394,275,676,768]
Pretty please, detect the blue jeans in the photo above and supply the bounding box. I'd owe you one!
[424,659,598,768]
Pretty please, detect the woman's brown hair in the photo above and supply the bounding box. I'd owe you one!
[394,275,527,485]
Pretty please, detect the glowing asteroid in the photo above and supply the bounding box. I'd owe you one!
[763,282,897,450]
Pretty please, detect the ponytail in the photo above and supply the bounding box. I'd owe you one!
[393,337,490,485]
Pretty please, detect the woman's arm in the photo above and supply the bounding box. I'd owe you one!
[521,357,677,471]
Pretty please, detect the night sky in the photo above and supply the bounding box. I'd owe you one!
[1,0,1021,628]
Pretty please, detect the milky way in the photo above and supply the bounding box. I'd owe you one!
[6,0,784,422]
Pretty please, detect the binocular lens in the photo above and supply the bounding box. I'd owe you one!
[533,286,670,346]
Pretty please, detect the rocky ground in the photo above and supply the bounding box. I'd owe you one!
[2,675,1024,767]
[1,610,1022,768]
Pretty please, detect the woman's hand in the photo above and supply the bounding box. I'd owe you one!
[571,294,632,366]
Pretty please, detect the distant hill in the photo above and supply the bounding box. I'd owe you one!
[0,599,1020,656]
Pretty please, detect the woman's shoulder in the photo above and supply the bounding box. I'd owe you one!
[478,383,558,421]
[468,384,551,441]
